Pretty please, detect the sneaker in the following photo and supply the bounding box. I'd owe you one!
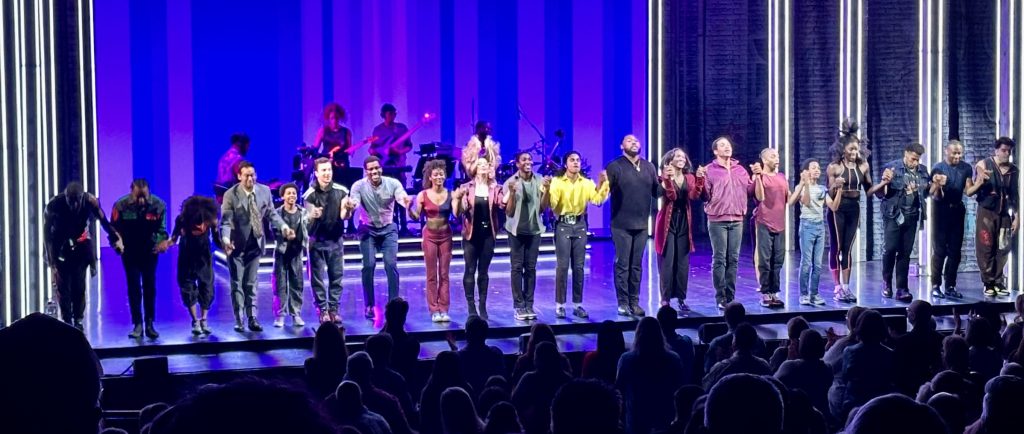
[717,302,726,310]
[199,319,212,335]
[760,294,773,307]
[770,294,785,308]
[896,289,913,303]
[630,304,646,317]
[234,319,245,332]
[995,283,1010,296]
[247,318,264,332]
[835,288,857,303]
[882,285,894,298]
[677,300,690,312]
[526,307,538,320]
[931,286,946,299]
[984,287,997,297]
[191,320,202,336]
[810,294,826,305]
[554,306,566,319]
[440,312,451,322]
[364,306,375,320]
[799,295,812,306]
[573,306,589,318]
[431,312,442,323]
[273,316,285,328]
[945,287,964,299]
[514,308,530,321]
[617,305,631,316]
[330,311,342,324]
[292,315,305,327]
[319,311,331,324]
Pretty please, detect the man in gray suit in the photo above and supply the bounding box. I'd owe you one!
[220,161,294,332]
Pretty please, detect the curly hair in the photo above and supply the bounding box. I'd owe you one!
[831,118,870,164]
[179,195,219,229]
[421,159,449,189]
[323,102,346,122]
[659,147,692,173]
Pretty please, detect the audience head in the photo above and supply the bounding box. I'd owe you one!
[907,300,934,329]
[966,317,994,349]
[345,351,374,384]
[534,341,562,373]
[364,333,393,368]
[1016,294,1024,319]
[477,386,510,418]
[441,387,484,434]
[551,379,623,434]
[999,362,1024,379]
[384,297,410,329]
[845,306,868,334]
[465,315,490,345]
[786,316,810,342]
[0,313,103,434]
[139,402,170,432]
[854,310,886,345]
[705,374,783,434]
[845,393,946,434]
[525,323,557,356]
[633,316,668,356]
[673,385,706,428]
[723,302,746,329]
[312,322,348,365]
[597,320,626,356]
[942,335,970,373]
[797,329,826,361]
[155,378,335,434]
[980,375,1024,431]
[657,305,678,333]
[484,375,508,391]
[731,323,758,354]
[429,351,463,386]
[483,401,522,434]
[927,392,967,434]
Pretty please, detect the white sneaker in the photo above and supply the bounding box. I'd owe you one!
[273,316,285,328]
[799,295,811,305]
[440,312,451,322]
[810,294,826,305]
[292,315,305,327]
[431,312,442,323]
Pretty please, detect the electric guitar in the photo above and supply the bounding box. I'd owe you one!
[377,113,437,167]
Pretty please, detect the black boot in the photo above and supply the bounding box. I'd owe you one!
[477,291,489,321]
[466,297,478,318]
[128,323,143,339]
[144,320,160,339]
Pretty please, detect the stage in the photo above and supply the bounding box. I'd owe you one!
[82,239,1015,374]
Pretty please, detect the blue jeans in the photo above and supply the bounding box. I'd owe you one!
[708,220,743,303]
[359,223,400,307]
[799,219,825,296]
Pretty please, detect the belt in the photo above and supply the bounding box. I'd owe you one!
[556,214,586,225]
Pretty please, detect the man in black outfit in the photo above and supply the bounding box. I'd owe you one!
[605,134,660,316]
[111,179,172,339]
[928,140,973,299]
[44,182,122,330]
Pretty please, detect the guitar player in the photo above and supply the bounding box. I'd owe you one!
[371,103,415,234]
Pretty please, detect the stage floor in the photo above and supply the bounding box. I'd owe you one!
[78,239,1016,361]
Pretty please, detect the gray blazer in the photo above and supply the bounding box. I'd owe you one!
[220,183,288,253]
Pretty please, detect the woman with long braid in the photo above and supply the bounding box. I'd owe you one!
[825,120,874,303]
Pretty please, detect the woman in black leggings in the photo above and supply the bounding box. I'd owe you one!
[455,156,503,320]
[825,119,874,303]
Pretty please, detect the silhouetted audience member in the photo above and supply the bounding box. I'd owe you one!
[345,352,413,434]
[1008,332,1024,365]
[484,375,508,391]
[823,306,868,365]
[511,323,571,384]
[830,310,894,422]
[618,317,685,434]
[775,329,832,419]
[844,393,947,434]
[419,351,472,434]
[894,300,945,395]
[323,381,393,434]
[683,395,708,434]
[967,317,1003,383]
[476,386,509,419]
[380,298,422,391]
[964,375,1024,434]
[511,342,572,434]
[658,305,696,384]
[152,378,337,434]
[999,362,1024,379]
[943,334,971,375]
[551,379,623,434]
[366,334,417,428]
[482,401,522,434]
[138,402,170,434]
[769,316,809,372]
[702,323,771,390]
[306,322,350,399]
[456,316,506,396]
[0,313,103,434]
[440,387,484,434]
[655,385,704,434]
[704,374,783,434]
[582,320,627,384]
[704,302,766,373]
[1000,294,1024,359]
[927,392,968,434]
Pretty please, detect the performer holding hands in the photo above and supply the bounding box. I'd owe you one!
[654,148,704,312]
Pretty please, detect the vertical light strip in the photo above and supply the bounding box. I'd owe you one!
[839,0,845,120]
[1014,0,1024,285]
[845,0,852,117]
[87,0,102,294]
[45,0,58,298]
[784,0,792,254]
[856,0,863,121]
[15,0,30,316]
[34,0,46,311]
[1,0,12,325]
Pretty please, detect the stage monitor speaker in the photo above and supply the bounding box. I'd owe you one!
[698,322,729,345]
[883,314,908,336]
[133,356,169,379]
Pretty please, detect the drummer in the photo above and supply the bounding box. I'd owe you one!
[462,121,501,177]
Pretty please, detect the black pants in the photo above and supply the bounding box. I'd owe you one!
[976,206,1014,286]
[56,240,93,323]
[612,227,648,307]
[658,230,690,302]
[555,220,588,304]
[754,223,785,294]
[509,233,541,309]
[463,231,495,304]
[178,250,214,310]
[827,197,860,271]
[882,214,920,290]
[123,252,158,324]
[930,204,966,287]
[309,240,344,314]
